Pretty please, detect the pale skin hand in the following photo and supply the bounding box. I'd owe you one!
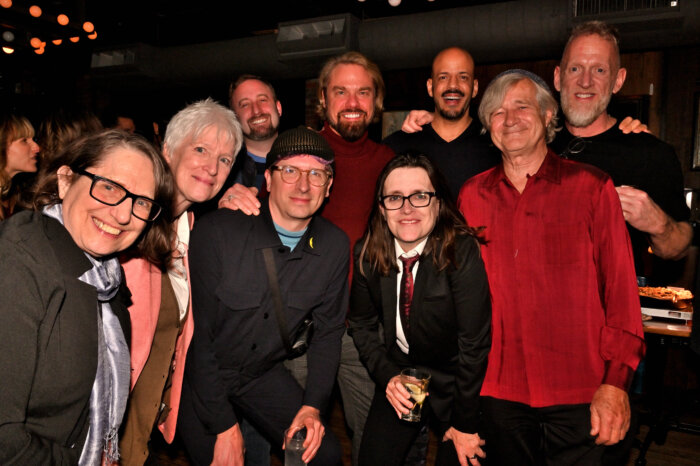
[589,384,631,446]
[218,183,261,215]
[401,110,435,133]
[616,185,692,259]
[211,423,245,466]
[618,116,649,134]
[442,427,486,466]
[385,375,416,417]
[284,405,325,463]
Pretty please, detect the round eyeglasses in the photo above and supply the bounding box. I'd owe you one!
[75,168,162,222]
[380,192,437,210]
[270,165,332,187]
[559,137,589,159]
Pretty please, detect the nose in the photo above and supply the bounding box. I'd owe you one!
[296,172,311,192]
[203,152,219,175]
[504,109,517,126]
[447,74,459,88]
[346,91,360,107]
[577,68,592,88]
[252,101,262,115]
[112,198,134,225]
[401,197,414,213]
[31,141,40,154]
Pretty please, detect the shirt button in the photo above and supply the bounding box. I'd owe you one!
[251,343,257,350]
[264,313,269,319]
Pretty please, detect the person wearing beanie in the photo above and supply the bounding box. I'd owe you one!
[179,126,347,466]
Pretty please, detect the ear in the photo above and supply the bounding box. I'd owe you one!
[544,109,554,128]
[324,177,333,198]
[162,143,172,164]
[276,100,283,117]
[472,79,479,98]
[264,169,272,193]
[57,165,74,200]
[553,66,562,92]
[426,78,434,98]
[319,88,327,110]
[612,67,626,94]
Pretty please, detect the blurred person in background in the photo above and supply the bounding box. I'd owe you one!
[0,114,40,220]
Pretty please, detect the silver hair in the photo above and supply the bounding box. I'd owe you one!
[478,71,560,143]
[164,98,243,157]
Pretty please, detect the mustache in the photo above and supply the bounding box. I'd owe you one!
[441,88,465,98]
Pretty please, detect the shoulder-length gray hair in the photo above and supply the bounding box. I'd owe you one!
[164,98,243,157]
[478,70,560,144]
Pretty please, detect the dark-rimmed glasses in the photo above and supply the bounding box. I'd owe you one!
[380,192,436,210]
[75,168,162,222]
[270,165,332,187]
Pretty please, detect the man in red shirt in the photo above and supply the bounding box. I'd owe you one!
[457,69,644,465]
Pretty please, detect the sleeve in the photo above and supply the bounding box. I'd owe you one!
[184,218,238,434]
[303,234,350,411]
[593,179,646,390]
[0,243,77,464]
[449,237,492,434]
[347,258,402,390]
[645,141,689,223]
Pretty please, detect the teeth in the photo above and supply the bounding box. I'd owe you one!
[250,117,267,124]
[576,93,594,98]
[342,113,362,119]
[93,218,121,235]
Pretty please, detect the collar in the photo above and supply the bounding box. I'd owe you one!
[174,211,191,247]
[483,148,561,188]
[394,237,428,263]
[320,122,370,157]
[252,198,322,257]
[42,212,93,279]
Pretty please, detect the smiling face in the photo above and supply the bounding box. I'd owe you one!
[489,79,552,159]
[58,148,155,258]
[165,125,235,215]
[322,63,375,142]
[230,79,282,142]
[264,155,333,232]
[381,167,439,253]
[428,47,478,121]
[554,34,626,132]
[5,136,40,178]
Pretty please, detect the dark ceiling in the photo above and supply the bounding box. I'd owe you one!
[82,0,501,47]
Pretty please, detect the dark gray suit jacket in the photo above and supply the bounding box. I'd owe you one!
[0,211,131,465]
[348,234,491,433]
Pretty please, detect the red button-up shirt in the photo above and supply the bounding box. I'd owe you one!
[457,151,644,407]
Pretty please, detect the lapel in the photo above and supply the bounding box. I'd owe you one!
[411,255,430,321]
[380,271,398,340]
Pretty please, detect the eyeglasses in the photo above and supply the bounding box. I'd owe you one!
[270,165,332,187]
[380,192,436,210]
[559,137,589,159]
[74,168,162,222]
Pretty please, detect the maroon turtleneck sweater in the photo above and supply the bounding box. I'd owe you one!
[320,123,394,275]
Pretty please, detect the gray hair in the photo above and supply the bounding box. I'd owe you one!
[478,71,560,144]
[164,98,243,157]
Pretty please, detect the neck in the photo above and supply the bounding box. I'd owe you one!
[244,136,276,158]
[268,202,312,232]
[172,192,192,218]
[566,112,616,138]
[502,143,548,193]
[431,114,472,142]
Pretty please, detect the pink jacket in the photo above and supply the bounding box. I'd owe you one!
[121,212,194,443]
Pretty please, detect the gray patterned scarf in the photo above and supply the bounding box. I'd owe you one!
[42,204,130,464]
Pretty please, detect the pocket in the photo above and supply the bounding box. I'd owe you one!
[214,287,263,311]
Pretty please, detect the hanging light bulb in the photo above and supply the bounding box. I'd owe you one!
[52,39,62,45]
[30,37,41,48]
[87,31,97,40]
[388,0,401,6]
[69,36,79,43]
[2,31,14,42]
[83,21,95,33]
[35,47,44,55]
[29,5,42,17]
[2,46,14,54]
[57,14,69,26]
[0,0,12,9]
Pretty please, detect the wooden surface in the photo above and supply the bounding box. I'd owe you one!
[643,320,692,337]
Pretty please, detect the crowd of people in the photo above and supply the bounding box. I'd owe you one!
[0,19,691,466]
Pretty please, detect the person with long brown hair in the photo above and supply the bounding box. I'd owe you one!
[0,114,40,220]
[349,153,491,465]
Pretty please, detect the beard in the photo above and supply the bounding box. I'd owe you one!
[560,90,612,128]
[329,109,371,142]
[245,114,278,141]
[435,89,469,121]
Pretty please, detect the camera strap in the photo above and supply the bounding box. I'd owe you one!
[262,247,294,354]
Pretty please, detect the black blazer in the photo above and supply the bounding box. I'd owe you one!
[0,211,131,465]
[348,234,491,433]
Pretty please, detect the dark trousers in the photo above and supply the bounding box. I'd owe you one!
[359,388,459,466]
[481,397,605,466]
[178,363,341,466]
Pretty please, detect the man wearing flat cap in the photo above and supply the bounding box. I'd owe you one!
[179,126,347,466]
[457,70,644,465]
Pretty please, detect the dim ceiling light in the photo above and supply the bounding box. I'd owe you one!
[87,31,97,40]
[30,37,41,48]
[69,36,79,43]
[83,21,94,33]
[2,31,14,42]
[0,0,11,8]
[29,5,41,17]
[52,39,62,45]
[57,14,69,26]
[35,47,44,54]
[388,0,401,6]
[2,46,14,54]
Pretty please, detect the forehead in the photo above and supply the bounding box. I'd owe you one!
[503,79,538,103]
[190,124,232,146]
[233,79,274,102]
[327,63,374,89]
[564,34,616,65]
[384,167,432,191]
[432,49,474,75]
[276,154,329,169]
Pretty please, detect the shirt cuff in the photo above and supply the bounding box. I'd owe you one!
[602,360,635,391]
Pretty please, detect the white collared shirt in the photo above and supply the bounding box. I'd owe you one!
[167,213,190,322]
[394,237,428,354]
